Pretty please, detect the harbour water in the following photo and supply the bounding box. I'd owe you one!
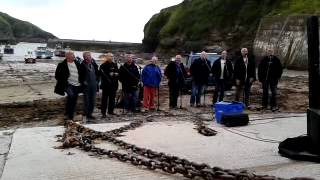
[0,42,102,62]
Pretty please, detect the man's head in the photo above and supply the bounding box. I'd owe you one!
[101,53,114,63]
[200,51,207,60]
[126,54,133,65]
[151,56,158,64]
[267,48,274,57]
[241,48,248,57]
[175,54,182,64]
[65,51,75,63]
[83,51,92,63]
[221,50,227,59]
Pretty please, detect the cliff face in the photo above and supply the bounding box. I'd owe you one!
[254,16,310,70]
[0,12,56,43]
[143,0,320,69]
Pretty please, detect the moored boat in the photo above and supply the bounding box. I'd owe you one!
[35,46,53,59]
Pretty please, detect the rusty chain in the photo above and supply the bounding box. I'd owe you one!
[59,118,311,180]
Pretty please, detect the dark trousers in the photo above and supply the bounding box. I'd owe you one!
[169,83,180,108]
[101,88,117,115]
[123,90,138,111]
[235,80,252,107]
[65,84,81,119]
[262,81,278,108]
[213,79,226,103]
[83,85,97,117]
[190,81,205,105]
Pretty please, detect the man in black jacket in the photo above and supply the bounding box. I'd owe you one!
[212,50,233,103]
[119,54,140,112]
[189,51,211,107]
[54,51,83,120]
[81,51,99,120]
[99,53,119,117]
[164,54,187,109]
[234,48,256,108]
[258,48,283,111]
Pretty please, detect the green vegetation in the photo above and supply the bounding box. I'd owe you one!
[143,0,320,53]
[0,12,56,43]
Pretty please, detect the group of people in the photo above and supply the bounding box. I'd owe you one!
[54,51,162,121]
[182,48,283,111]
[54,47,283,121]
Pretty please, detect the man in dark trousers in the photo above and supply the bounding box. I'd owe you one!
[164,54,187,109]
[54,51,83,120]
[99,53,119,117]
[234,48,256,108]
[258,48,283,111]
[81,51,99,120]
[189,51,211,107]
[119,54,140,112]
[212,50,233,103]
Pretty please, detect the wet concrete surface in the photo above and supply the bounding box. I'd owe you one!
[1,114,319,180]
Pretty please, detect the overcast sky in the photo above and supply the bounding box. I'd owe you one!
[0,0,183,43]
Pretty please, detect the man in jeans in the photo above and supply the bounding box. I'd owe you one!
[258,48,283,111]
[189,51,211,107]
[119,54,140,112]
[54,51,83,120]
[81,51,99,120]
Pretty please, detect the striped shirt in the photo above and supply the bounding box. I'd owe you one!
[67,61,80,86]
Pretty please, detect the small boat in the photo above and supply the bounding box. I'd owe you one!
[54,45,70,57]
[4,45,14,54]
[34,46,53,59]
[25,51,36,63]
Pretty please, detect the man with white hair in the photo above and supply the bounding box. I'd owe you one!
[258,48,283,111]
[54,50,83,120]
[189,51,211,107]
[81,51,99,120]
[141,56,162,111]
[233,48,256,108]
[165,54,187,109]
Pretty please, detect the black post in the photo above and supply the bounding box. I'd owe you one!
[307,16,320,154]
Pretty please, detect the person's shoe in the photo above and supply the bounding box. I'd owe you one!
[190,104,194,107]
[108,112,117,115]
[271,107,279,112]
[141,108,148,113]
[101,114,107,118]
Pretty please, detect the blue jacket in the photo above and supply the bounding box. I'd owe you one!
[142,64,162,87]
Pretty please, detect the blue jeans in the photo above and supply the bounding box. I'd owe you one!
[123,90,138,111]
[65,84,81,119]
[83,84,97,117]
[190,81,205,105]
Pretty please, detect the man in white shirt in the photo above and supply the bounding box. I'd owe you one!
[54,51,83,120]
[211,50,234,103]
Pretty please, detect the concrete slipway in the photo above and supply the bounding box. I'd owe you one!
[0,113,319,180]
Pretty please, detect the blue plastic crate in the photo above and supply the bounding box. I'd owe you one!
[214,101,245,124]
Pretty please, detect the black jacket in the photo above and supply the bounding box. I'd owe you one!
[80,60,99,87]
[233,55,256,83]
[190,58,211,85]
[99,61,119,91]
[54,59,83,96]
[258,55,283,83]
[211,58,233,81]
[164,61,187,87]
[119,62,140,92]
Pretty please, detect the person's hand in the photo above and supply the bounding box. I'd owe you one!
[236,79,240,86]
[209,73,213,77]
[249,78,254,84]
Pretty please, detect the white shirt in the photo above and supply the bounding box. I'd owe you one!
[220,59,226,79]
[243,57,248,80]
[67,61,80,86]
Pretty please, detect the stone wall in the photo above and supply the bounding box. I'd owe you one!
[253,16,316,70]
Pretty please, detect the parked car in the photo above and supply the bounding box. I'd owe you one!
[25,51,36,63]
[183,52,221,91]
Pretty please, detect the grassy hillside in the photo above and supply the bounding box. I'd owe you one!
[143,0,320,53]
[0,12,56,43]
